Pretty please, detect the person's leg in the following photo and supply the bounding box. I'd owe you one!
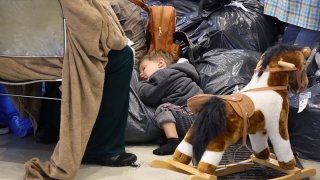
[282,24,301,44]
[83,45,136,166]
[153,107,195,155]
[36,81,61,144]
[161,122,178,138]
[153,121,180,155]
[153,104,181,155]
[294,28,320,48]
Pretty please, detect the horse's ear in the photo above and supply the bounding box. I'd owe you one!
[302,47,311,58]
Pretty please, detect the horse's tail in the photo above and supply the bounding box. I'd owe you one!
[191,96,227,163]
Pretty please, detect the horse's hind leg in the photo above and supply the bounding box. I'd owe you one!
[268,129,296,170]
[197,149,224,174]
[173,127,193,164]
[197,137,232,174]
[249,132,270,159]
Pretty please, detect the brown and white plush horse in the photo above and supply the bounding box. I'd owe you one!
[173,44,311,174]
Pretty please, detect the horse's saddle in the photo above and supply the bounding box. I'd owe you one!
[188,93,255,119]
[0,0,65,57]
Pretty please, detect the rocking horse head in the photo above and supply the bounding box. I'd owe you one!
[172,44,311,175]
[256,44,311,93]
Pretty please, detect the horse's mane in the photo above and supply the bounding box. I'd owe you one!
[258,44,302,77]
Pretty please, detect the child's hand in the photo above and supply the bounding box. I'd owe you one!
[139,73,148,81]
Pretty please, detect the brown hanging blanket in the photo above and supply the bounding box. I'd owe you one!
[0,0,127,179]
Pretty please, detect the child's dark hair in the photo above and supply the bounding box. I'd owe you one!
[137,50,179,71]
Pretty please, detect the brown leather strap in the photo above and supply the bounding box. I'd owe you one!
[240,86,287,145]
[240,106,249,145]
[241,86,287,93]
[255,67,297,72]
[230,101,249,145]
[128,0,150,13]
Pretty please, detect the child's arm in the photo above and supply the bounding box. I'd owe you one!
[137,69,177,106]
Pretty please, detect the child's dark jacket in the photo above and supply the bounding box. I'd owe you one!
[137,63,203,107]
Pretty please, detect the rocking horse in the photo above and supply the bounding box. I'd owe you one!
[151,44,317,180]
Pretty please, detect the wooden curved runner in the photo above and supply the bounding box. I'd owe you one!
[150,153,316,180]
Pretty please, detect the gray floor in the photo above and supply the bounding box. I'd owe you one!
[0,134,319,180]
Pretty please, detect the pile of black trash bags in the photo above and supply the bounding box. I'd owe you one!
[125,0,320,162]
[126,0,272,143]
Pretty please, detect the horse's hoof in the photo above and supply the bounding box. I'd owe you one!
[197,161,217,174]
[254,147,270,159]
[278,158,296,170]
[173,150,192,164]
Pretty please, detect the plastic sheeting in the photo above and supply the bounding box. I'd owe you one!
[137,0,279,56]
[306,43,320,86]
[126,70,162,143]
[0,84,33,137]
[193,49,261,95]
[0,84,14,125]
[176,0,278,53]
[109,0,147,62]
[288,83,320,161]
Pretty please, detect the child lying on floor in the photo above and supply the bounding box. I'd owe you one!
[137,50,203,155]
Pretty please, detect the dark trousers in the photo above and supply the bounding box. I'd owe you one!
[84,45,134,158]
[282,24,320,48]
[38,45,133,158]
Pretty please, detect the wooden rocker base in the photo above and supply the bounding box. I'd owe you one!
[150,153,316,180]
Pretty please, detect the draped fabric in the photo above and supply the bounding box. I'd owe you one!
[0,0,127,179]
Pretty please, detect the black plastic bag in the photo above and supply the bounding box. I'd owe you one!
[288,83,320,161]
[126,70,162,143]
[193,49,261,95]
[138,0,279,54]
[288,45,320,161]
[306,43,320,86]
[175,0,278,53]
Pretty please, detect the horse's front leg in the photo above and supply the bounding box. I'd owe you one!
[268,117,296,170]
[173,127,193,164]
[197,138,226,174]
[249,132,270,159]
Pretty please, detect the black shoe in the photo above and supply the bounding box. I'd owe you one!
[0,124,9,135]
[82,152,137,167]
[153,138,180,156]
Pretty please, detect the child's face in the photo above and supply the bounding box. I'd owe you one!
[139,58,166,81]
